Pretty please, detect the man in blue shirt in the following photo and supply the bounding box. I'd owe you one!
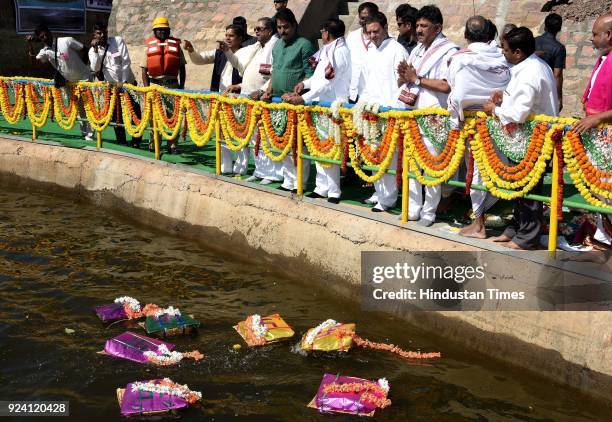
[535,13,566,112]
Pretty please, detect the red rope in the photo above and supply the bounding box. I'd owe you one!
[395,130,404,190]
[341,138,349,173]
[254,130,261,157]
[553,131,564,221]
[465,143,474,195]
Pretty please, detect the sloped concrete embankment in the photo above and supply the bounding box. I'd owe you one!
[0,137,610,402]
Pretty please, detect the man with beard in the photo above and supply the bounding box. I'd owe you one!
[571,13,612,249]
[359,11,411,213]
[397,5,459,225]
[484,27,558,250]
[346,2,378,103]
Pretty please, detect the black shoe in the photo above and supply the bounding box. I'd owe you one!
[327,197,340,204]
[306,192,325,199]
[278,186,295,193]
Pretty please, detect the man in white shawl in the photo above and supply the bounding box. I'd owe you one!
[484,27,558,250]
[397,5,459,225]
[224,17,282,184]
[283,18,351,203]
[447,16,511,238]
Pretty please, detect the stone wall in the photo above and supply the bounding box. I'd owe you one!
[343,0,601,117]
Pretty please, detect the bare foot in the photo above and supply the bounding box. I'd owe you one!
[490,234,512,242]
[506,240,533,250]
[459,222,487,239]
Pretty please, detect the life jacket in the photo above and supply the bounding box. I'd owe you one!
[145,36,182,78]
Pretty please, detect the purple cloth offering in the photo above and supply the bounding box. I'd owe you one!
[104,332,174,363]
[95,302,127,322]
[315,373,382,415]
[120,379,188,416]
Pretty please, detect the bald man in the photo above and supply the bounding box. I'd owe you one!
[572,13,612,133]
[572,13,612,250]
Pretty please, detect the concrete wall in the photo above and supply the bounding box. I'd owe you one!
[0,136,610,403]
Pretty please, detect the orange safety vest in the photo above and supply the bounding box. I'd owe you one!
[145,36,182,78]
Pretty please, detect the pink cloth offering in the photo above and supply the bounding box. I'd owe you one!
[104,332,174,363]
[120,379,188,416]
[314,373,389,415]
[95,302,127,322]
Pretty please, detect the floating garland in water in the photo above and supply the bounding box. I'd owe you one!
[143,343,204,366]
[130,378,202,404]
[322,380,391,409]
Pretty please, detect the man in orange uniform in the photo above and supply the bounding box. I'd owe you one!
[140,17,186,153]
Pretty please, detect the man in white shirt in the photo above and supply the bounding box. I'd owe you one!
[89,22,140,147]
[360,12,411,212]
[346,2,378,103]
[484,27,558,250]
[224,17,282,184]
[397,5,459,225]
[27,25,93,140]
[447,16,511,239]
[284,18,351,204]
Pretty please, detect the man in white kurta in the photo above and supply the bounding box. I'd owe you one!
[224,18,282,183]
[397,6,459,225]
[359,12,411,212]
[484,27,558,250]
[284,18,351,203]
[346,2,378,102]
[447,16,511,238]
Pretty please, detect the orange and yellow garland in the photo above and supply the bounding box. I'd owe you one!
[0,81,25,124]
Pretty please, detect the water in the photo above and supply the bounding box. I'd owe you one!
[0,183,609,421]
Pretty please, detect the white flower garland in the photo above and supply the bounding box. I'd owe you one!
[303,319,340,348]
[130,378,202,402]
[329,99,344,146]
[249,314,268,339]
[152,305,181,318]
[143,344,184,365]
[377,378,390,393]
[114,296,141,313]
[352,100,382,147]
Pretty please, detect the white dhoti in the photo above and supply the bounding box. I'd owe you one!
[220,144,234,174]
[281,155,310,190]
[372,151,398,209]
[251,129,283,181]
[409,134,441,221]
[314,162,341,198]
[469,142,508,218]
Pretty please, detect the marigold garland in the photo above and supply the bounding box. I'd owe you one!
[0,81,25,124]
[81,83,116,132]
[184,97,218,146]
[152,91,184,140]
[51,86,79,130]
[298,107,343,163]
[322,382,391,409]
[219,98,259,151]
[121,89,151,138]
[25,82,51,127]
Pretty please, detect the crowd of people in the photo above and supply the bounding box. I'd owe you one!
[23,1,612,250]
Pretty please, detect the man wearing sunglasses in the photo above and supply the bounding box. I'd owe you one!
[273,0,288,11]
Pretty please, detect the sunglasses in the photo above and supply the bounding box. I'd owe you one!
[254,26,269,32]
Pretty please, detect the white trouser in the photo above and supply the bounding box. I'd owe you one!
[281,155,310,190]
[220,144,234,174]
[233,147,249,175]
[314,162,341,198]
[409,133,441,221]
[250,129,283,180]
[373,151,398,208]
[470,142,509,217]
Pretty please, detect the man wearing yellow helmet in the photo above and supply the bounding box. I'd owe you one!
[141,17,186,153]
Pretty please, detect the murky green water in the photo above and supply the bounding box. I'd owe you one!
[0,183,609,421]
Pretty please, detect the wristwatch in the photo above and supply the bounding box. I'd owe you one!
[414,77,421,86]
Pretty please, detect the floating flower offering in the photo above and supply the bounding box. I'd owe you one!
[117,378,201,416]
[233,313,295,346]
[142,307,200,337]
[307,373,391,416]
[101,332,203,365]
[300,319,442,360]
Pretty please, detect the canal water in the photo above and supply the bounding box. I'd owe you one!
[0,183,609,421]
